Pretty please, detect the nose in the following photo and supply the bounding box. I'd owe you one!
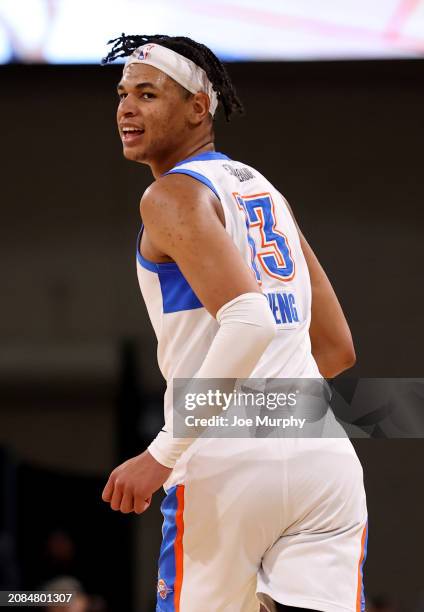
[117,93,140,118]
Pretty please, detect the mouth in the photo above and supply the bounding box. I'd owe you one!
[121,128,145,145]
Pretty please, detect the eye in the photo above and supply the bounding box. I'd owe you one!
[118,92,127,101]
[141,92,155,99]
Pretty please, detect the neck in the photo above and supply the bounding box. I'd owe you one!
[149,139,215,179]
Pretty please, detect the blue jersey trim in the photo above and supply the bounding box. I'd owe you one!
[137,248,179,273]
[136,227,203,313]
[158,265,203,313]
[162,168,220,200]
[173,151,230,166]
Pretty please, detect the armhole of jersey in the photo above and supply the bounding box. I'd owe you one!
[163,168,220,200]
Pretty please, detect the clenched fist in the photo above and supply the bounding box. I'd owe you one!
[102,450,172,514]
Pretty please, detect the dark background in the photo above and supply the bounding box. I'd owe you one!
[1,60,423,611]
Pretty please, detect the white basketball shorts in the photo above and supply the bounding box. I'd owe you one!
[155,437,368,612]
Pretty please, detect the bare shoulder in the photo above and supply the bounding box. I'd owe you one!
[140,173,219,227]
[140,172,225,257]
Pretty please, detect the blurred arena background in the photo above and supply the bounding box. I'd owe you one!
[0,0,423,610]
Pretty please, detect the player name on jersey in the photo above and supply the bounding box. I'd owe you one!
[265,291,299,326]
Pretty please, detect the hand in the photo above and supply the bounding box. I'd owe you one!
[102,450,172,514]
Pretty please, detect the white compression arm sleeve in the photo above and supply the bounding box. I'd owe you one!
[148,292,277,468]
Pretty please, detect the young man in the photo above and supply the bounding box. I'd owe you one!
[101,35,367,612]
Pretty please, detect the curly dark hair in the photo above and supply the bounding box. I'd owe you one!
[102,33,244,121]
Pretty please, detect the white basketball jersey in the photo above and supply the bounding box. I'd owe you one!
[136,150,321,387]
[136,152,366,612]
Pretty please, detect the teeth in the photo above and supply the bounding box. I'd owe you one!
[123,127,142,132]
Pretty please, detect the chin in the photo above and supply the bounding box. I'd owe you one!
[122,146,139,161]
[123,146,149,164]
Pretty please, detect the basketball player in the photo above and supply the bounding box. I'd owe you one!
[101,35,367,612]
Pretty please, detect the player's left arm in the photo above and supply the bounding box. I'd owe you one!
[282,196,356,377]
[102,173,277,514]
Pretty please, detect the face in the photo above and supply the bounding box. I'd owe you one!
[116,63,192,164]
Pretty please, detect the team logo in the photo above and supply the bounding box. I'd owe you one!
[157,578,172,600]
[137,44,155,61]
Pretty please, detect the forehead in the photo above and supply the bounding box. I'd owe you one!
[119,62,175,90]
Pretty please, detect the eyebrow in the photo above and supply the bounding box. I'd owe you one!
[116,81,159,92]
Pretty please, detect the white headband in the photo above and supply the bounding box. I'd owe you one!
[124,43,218,116]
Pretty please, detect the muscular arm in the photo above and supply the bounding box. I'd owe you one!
[284,199,356,377]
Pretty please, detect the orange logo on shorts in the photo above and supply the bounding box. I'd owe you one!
[157,578,172,600]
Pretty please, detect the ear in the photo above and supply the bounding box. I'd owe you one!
[187,92,211,126]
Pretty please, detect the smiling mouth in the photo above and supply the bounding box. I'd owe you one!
[122,128,145,144]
